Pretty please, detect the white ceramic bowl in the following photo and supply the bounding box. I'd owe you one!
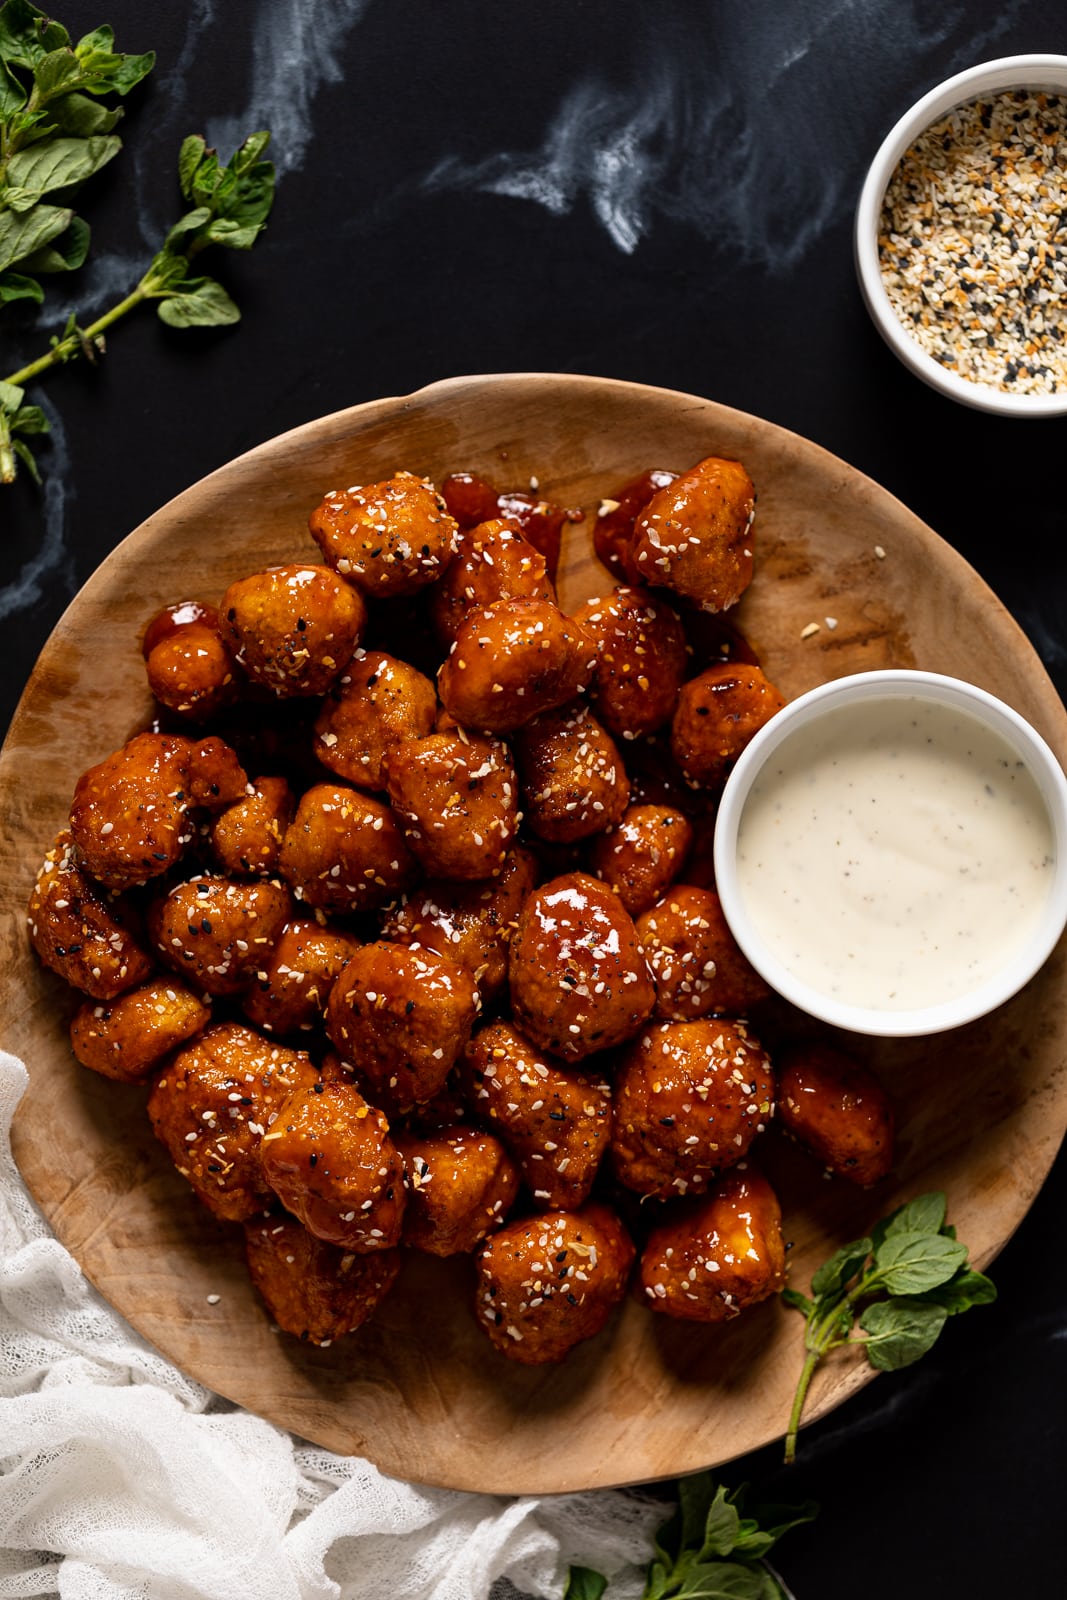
[714,669,1067,1036]
[854,54,1067,417]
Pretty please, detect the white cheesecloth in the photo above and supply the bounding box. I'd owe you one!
[0,1050,665,1600]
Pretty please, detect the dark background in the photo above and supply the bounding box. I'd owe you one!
[3,2,1066,1595]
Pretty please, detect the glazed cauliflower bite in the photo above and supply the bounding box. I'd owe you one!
[210,777,295,877]
[277,782,417,914]
[459,1019,612,1210]
[383,730,519,879]
[636,885,771,1020]
[244,1212,401,1345]
[630,455,756,613]
[587,803,693,916]
[259,1079,406,1251]
[474,1203,635,1364]
[241,918,362,1036]
[147,1022,319,1222]
[671,663,786,790]
[572,585,688,741]
[611,1018,774,1199]
[147,872,293,997]
[380,843,537,1004]
[777,1042,895,1187]
[638,1167,786,1322]
[70,978,210,1081]
[508,871,655,1063]
[220,563,366,698]
[514,701,629,844]
[69,731,247,890]
[308,471,458,598]
[429,517,556,645]
[27,831,154,999]
[313,649,437,789]
[437,597,596,735]
[325,940,480,1110]
[395,1125,520,1255]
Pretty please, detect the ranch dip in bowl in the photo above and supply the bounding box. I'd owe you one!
[714,669,1067,1036]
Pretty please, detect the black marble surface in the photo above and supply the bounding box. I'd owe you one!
[3,3,1066,1595]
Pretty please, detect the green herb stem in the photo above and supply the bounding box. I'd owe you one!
[3,281,147,388]
[783,1348,819,1466]
[0,409,15,484]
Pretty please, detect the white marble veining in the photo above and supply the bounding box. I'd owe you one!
[207,0,374,179]
[0,396,74,621]
[423,0,1021,264]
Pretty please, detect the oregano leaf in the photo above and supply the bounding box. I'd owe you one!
[859,1296,948,1370]
[810,1237,871,1300]
[155,274,239,327]
[19,214,90,274]
[562,1566,608,1600]
[6,132,120,199]
[925,1267,997,1315]
[0,267,42,303]
[873,1230,967,1295]
[0,201,71,272]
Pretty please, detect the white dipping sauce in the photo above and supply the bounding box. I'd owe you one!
[735,695,1056,1011]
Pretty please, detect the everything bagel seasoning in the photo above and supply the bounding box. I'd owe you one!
[878,89,1067,394]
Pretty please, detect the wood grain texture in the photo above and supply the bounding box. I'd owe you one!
[2,373,1065,1493]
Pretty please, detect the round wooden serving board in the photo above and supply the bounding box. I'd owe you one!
[2,374,1065,1493]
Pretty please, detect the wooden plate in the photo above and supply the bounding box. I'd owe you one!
[2,373,1065,1494]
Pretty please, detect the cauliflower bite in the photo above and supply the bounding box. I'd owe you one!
[147,1022,318,1221]
[509,872,655,1063]
[210,776,295,877]
[437,597,596,735]
[636,885,771,1020]
[573,586,688,741]
[395,1125,519,1255]
[439,470,571,581]
[460,1020,612,1209]
[144,607,238,721]
[28,831,154,999]
[638,1167,786,1321]
[631,455,756,613]
[277,783,417,914]
[259,1079,405,1250]
[148,873,292,997]
[70,978,210,1081]
[611,1019,774,1198]
[313,649,437,789]
[308,471,457,598]
[515,701,629,844]
[429,517,556,645]
[241,917,362,1035]
[220,563,366,698]
[592,469,678,582]
[383,730,519,879]
[326,941,479,1109]
[474,1203,634,1364]
[69,733,197,890]
[244,1212,401,1344]
[587,803,693,916]
[671,663,786,789]
[777,1042,895,1186]
[380,844,537,1003]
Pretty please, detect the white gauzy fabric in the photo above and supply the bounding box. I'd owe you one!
[0,1049,665,1600]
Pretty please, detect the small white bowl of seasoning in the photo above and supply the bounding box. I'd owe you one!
[713,670,1067,1037]
[855,54,1067,415]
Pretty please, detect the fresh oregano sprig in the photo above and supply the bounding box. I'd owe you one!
[0,0,154,309]
[782,1190,996,1464]
[1,126,275,482]
[565,1472,817,1600]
